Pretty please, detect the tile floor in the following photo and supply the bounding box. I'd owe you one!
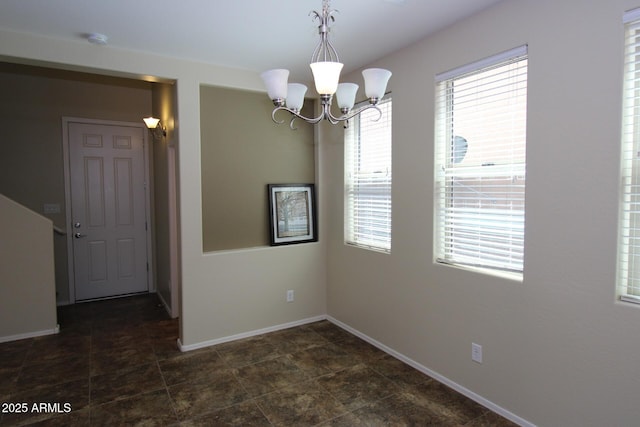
[0,294,518,426]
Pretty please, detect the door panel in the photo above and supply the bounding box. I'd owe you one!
[69,122,148,301]
[85,157,106,227]
[88,240,108,281]
[114,158,134,225]
[116,238,136,278]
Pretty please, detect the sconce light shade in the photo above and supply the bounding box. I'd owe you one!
[143,117,161,129]
[336,83,359,111]
[286,83,307,112]
[142,117,166,139]
[362,68,392,100]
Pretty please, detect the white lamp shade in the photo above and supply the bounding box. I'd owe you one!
[310,62,344,95]
[143,117,160,129]
[362,68,392,99]
[261,69,289,100]
[286,83,307,111]
[336,83,359,110]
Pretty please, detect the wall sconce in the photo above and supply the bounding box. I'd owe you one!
[143,117,167,139]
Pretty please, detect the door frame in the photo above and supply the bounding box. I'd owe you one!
[62,117,154,303]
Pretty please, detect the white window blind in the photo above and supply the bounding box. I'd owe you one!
[345,97,392,252]
[618,9,640,303]
[434,46,528,275]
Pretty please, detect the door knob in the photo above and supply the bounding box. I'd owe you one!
[74,232,87,239]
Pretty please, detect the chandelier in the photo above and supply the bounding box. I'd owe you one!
[261,0,392,128]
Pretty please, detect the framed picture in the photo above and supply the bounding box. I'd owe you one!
[268,184,317,245]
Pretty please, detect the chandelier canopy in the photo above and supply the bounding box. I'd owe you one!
[261,0,392,128]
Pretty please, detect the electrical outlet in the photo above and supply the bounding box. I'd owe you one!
[472,343,483,363]
[286,290,294,302]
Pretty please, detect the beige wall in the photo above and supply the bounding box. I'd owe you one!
[323,1,640,426]
[0,63,152,304]
[0,194,57,340]
[200,85,315,251]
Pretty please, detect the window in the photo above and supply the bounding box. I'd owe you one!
[434,46,528,276]
[618,9,640,304]
[345,97,392,252]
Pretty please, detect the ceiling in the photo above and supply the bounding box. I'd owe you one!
[0,0,503,82]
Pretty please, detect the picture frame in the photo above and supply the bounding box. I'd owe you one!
[268,184,317,245]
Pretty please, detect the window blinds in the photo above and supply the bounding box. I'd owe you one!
[434,47,528,275]
[618,9,640,301]
[345,97,392,252]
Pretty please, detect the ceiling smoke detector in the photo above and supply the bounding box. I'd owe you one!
[87,33,108,45]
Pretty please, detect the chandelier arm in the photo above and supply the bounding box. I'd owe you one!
[319,99,343,125]
[270,109,287,125]
[324,111,341,125]
[341,103,383,123]
[271,102,383,128]
[271,106,325,125]
[324,103,383,125]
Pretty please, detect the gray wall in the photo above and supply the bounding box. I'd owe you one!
[0,63,152,304]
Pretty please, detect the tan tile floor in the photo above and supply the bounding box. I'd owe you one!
[0,294,518,426]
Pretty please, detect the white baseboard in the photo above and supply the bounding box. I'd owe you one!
[0,324,60,343]
[326,316,534,427]
[156,291,175,318]
[177,315,327,352]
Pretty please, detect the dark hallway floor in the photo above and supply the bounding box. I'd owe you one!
[0,294,517,426]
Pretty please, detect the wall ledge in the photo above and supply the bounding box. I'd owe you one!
[202,242,321,257]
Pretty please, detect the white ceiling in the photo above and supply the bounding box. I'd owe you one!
[0,0,503,81]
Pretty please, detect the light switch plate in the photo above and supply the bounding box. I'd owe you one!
[43,203,61,214]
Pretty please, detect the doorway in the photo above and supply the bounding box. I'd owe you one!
[63,117,153,302]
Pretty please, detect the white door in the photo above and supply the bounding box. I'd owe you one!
[68,121,149,301]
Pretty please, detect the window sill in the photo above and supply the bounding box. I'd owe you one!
[620,294,640,305]
[435,259,523,282]
[344,242,390,254]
